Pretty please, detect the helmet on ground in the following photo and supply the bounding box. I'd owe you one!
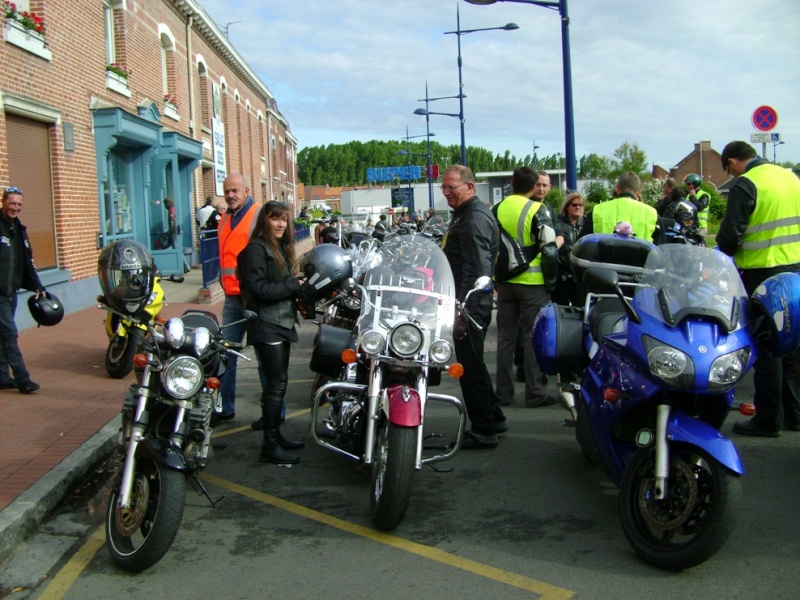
[683,173,702,188]
[750,272,800,358]
[295,244,353,319]
[28,291,64,327]
[98,240,156,317]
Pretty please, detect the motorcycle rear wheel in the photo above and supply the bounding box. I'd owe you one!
[105,457,186,572]
[105,331,141,379]
[370,419,416,530]
[619,444,741,571]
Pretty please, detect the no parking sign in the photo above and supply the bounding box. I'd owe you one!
[752,105,778,132]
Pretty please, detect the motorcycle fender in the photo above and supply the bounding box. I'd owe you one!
[137,437,189,473]
[666,412,745,475]
[386,384,422,426]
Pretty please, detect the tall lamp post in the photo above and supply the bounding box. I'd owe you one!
[466,0,576,191]
[532,139,540,169]
[416,82,461,208]
[402,126,435,215]
[773,140,785,164]
[444,4,518,167]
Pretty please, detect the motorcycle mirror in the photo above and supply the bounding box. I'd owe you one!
[583,267,618,294]
[473,276,493,293]
[243,309,258,322]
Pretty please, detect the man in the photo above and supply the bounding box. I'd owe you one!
[373,214,389,240]
[215,173,266,425]
[494,167,559,409]
[316,217,339,245]
[440,165,505,449]
[163,197,191,273]
[579,171,658,242]
[716,141,800,437]
[0,187,45,394]
[196,196,215,232]
[533,170,552,204]
[684,173,710,237]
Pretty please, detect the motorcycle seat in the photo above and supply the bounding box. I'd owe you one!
[589,297,625,340]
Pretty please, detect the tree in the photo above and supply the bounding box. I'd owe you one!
[583,180,611,207]
[611,141,648,178]
[579,153,613,179]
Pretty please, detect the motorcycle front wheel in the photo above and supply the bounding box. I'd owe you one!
[370,418,416,530]
[105,457,186,572]
[618,444,741,571]
[105,330,142,379]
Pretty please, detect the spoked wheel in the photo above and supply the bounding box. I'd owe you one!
[619,444,741,571]
[105,457,186,572]
[105,328,145,379]
[370,418,416,530]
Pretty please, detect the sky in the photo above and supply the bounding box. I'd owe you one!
[196,0,800,171]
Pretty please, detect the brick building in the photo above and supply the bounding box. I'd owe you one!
[665,141,728,189]
[0,0,297,325]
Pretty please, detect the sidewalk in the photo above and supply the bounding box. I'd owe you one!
[0,268,217,562]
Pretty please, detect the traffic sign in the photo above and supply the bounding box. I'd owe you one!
[752,105,778,132]
[751,132,782,144]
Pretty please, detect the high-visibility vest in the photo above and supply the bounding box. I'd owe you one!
[695,190,710,229]
[734,164,800,269]
[592,196,658,242]
[218,204,260,295]
[495,194,545,285]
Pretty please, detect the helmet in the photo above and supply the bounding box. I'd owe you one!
[98,240,156,317]
[750,272,800,358]
[28,291,64,327]
[684,173,702,188]
[295,244,353,319]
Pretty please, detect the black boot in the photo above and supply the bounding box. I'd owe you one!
[259,396,300,464]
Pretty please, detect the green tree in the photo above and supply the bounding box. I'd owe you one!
[611,141,648,179]
[579,153,613,179]
[583,180,610,208]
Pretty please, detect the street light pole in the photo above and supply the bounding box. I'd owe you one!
[533,139,540,169]
[466,0,576,191]
[417,83,462,209]
[401,127,436,215]
[773,140,785,164]
[444,4,518,167]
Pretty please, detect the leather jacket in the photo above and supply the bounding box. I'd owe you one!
[0,214,43,298]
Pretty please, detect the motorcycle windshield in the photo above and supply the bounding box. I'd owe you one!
[359,234,456,341]
[635,245,749,332]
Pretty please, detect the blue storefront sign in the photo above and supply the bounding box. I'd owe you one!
[366,165,422,182]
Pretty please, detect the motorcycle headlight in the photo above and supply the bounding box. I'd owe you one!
[430,339,453,364]
[642,335,695,388]
[193,326,212,357]
[709,347,751,391]
[361,330,385,355]
[162,355,204,399]
[390,323,424,358]
[164,318,186,349]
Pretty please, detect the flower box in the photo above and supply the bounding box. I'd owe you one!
[4,18,50,60]
[105,71,131,98]
[163,102,179,121]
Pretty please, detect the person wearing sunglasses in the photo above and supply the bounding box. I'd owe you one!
[0,187,45,394]
[552,192,586,307]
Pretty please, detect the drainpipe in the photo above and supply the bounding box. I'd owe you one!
[185,13,201,244]
[267,111,274,200]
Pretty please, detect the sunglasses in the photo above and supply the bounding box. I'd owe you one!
[266,200,288,208]
[440,183,467,192]
[4,186,22,195]
[570,203,584,208]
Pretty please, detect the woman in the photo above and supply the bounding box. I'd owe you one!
[237,201,306,464]
[553,192,586,306]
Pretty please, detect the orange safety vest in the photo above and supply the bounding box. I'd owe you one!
[218,203,260,295]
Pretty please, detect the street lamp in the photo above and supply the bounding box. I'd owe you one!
[533,139,540,169]
[773,140,785,164]
[400,126,435,214]
[444,4,518,167]
[466,0,576,191]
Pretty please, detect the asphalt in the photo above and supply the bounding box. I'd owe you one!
[0,268,224,563]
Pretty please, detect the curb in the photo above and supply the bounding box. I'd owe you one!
[0,416,119,564]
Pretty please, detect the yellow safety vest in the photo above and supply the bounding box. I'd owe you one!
[695,190,710,229]
[592,196,658,242]
[734,164,800,269]
[495,194,544,285]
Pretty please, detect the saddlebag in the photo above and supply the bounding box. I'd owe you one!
[532,303,584,375]
[310,323,352,378]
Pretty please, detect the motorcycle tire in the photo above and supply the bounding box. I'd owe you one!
[105,457,187,572]
[370,419,416,531]
[618,443,741,571]
[105,330,143,379]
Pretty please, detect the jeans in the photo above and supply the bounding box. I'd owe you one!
[0,295,30,384]
[219,295,267,416]
[495,282,550,406]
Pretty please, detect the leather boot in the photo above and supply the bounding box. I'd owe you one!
[259,396,300,464]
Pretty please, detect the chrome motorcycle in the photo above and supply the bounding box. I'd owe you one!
[104,307,252,572]
[304,234,474,530]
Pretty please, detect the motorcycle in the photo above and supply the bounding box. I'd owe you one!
[302,234,478,530]
[104,305,253,572]
[533,233,762,570]
[99,275,165,379]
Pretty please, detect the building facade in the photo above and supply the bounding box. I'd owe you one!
[0,0,297,326]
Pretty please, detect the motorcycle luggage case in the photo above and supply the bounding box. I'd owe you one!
[532,303,584,375]
[310,323,352,378]
[570,234,657,286]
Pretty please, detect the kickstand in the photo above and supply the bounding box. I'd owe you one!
[190,473,224,507]
[426,462,455,473]
[422,431,451,451]
[563,418,576,428]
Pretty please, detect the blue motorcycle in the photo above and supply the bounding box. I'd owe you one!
[534,234,771,570]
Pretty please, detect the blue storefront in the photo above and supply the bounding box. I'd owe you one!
[92,102,203,276]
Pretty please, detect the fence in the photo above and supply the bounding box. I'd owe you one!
[199,230,221,289]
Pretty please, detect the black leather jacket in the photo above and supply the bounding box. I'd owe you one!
[442,196,498,314]
[237,238,301,343]
[0,214,43,298]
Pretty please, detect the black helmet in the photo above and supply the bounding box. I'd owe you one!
[28,291,64,327]
[295,244,353,319]
[98,240,156,317]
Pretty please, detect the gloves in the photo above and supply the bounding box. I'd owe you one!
[454,314,468,341]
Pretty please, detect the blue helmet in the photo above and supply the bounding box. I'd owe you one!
[750,272,800,358]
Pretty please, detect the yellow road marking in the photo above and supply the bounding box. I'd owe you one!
[203,473,574,599]
[37,524,105,600]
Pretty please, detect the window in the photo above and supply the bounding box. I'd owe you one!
[104,1,116,65]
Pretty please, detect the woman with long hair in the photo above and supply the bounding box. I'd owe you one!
[552,192,586,306]
[237,201,306,464]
